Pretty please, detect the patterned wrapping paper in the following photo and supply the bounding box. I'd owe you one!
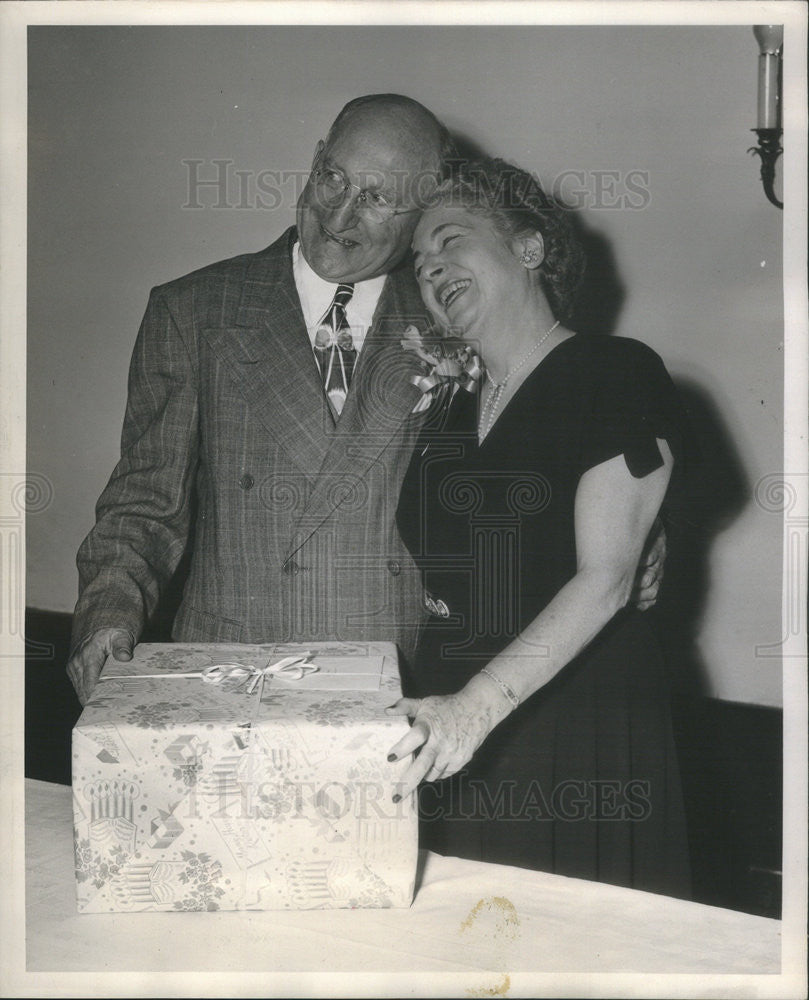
[72,641,418,912]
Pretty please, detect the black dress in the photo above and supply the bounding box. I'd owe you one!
[396,333,692,898]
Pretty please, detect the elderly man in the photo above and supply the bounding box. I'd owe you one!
[67,93,662,704]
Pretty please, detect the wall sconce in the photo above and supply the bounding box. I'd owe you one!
[749,25,783,209]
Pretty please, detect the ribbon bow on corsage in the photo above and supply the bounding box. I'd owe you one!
[202,654,318,694]
[401,325,483,414]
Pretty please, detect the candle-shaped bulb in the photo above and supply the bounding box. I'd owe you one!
[753,25,783,55]
[753,25,783,129]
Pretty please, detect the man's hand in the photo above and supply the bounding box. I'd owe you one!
[67,627,133,705]
[632,517,667,610]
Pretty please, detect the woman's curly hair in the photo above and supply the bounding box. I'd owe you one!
[428,158,586,321]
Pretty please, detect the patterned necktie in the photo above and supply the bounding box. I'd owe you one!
[313,283,356,417]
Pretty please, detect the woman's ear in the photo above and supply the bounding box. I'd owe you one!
[513,232,545,270]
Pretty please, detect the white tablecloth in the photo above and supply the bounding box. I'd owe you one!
[22,778,782,986]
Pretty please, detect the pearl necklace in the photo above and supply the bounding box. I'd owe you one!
[478,320,560,440]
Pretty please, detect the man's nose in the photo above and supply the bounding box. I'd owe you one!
[326,189,361,230]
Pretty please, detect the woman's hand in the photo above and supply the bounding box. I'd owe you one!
[385,680,512,800]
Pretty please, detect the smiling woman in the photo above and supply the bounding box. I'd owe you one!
[391,158,694,899]
[414,159,585,344]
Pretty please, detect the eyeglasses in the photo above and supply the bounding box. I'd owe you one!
[312,165,420,224]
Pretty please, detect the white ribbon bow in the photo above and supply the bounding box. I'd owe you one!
[100,653,318,695]
[201,654,318,693]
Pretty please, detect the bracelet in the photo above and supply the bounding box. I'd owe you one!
[480,668,520,710]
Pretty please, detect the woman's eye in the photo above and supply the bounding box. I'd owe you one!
[413,232,464,278]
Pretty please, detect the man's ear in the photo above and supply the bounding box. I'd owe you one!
[512,232,545,270]
[311,140,326,170]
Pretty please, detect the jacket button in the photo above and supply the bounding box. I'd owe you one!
[282,558,300,576]
[387,559,401,576]
[239,473,255,490]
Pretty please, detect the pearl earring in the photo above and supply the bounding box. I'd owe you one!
[520,248,541,266]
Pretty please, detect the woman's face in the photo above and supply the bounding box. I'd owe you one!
[412,206,523,336]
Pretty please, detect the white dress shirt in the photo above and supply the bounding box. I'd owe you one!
[292,241,387,356]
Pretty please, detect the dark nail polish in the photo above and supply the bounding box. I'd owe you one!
[392,793,401,803]
[387,753,397,762]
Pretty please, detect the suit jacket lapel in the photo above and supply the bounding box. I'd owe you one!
[201,228,334,477]
[288,262,431,550]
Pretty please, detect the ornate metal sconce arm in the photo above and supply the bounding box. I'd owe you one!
[748,128,783,210]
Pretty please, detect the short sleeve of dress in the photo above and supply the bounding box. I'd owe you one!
[578,338,689,480]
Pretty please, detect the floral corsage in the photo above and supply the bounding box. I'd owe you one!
[401,325,483,414]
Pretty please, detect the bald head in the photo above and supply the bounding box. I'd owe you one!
[326,94,454,177]
[296,94,455,283]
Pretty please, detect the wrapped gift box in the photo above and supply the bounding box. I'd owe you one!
[72,641,417,912]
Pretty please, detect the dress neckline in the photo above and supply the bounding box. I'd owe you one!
[478,331,580,447]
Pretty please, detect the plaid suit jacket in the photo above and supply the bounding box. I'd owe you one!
[72,228,431,664]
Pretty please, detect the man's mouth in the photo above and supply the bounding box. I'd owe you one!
[320,224,358,249]
[437,279,471,310]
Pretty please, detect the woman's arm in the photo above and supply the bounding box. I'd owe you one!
[386,439,674,799]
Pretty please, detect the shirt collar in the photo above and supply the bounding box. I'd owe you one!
[292,242,387,353]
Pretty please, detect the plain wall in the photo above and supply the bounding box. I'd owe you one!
[26,25,784,706]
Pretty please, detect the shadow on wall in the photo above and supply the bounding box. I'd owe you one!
[655,378,750,695]
[553,192,750,695]
[548,189,750,695]
[563,202,751,697]
[569,224,625,337]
